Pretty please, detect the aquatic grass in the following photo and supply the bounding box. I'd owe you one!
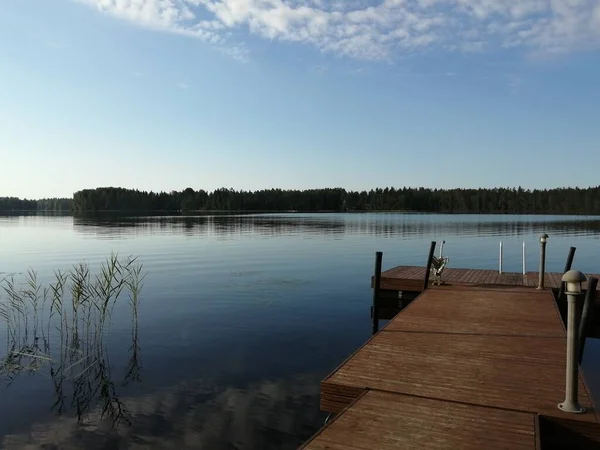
[0,254,144,425]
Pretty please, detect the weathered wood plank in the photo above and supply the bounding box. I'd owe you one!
[302,390,538,450]
[323,330,597,422]
[385,286,564,337]
[322,286,598,421]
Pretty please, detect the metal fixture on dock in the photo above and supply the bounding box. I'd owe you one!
[499,241,503,274]
[537,233,549,289]
[558,269,586,414]
[522,241,526,275]
[430,240,449,286]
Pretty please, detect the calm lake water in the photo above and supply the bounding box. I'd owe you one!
[1,213,600,449]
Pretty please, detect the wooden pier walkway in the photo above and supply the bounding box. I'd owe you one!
[376,265,600,292]
[300,285,600,449]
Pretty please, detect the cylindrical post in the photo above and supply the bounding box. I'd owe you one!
[372,251,383,335]
[522,241,526,275]
[564,246,577,272]
[558,270,587,414]
[578,277,598,364]
[499,241,503,274]
[537,234,549,290]
[558,247,577,301]
[423,241,436,291]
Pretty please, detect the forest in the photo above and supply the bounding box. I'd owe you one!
[0,197,72,212]
[3,186,600,214]
[64,186,600,214]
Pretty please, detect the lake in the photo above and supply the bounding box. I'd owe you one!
[1,213,600,449]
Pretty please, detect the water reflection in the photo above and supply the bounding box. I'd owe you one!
[71,213,600,240]
[1,372,322,449]
[2,214,600,450]
[0,257,143,429]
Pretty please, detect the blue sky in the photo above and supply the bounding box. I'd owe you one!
[1,0,599,199]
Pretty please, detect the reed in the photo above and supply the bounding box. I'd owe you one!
[0,254,145,424]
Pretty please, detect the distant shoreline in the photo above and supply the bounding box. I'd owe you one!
[2,209,600,217]
[4,186,600,215]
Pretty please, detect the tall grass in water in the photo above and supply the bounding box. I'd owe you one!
[0,254,145,425]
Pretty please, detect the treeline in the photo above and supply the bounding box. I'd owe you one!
[0,197,72,212]
[71,186,600,214]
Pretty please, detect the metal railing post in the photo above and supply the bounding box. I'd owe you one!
[499,241,503,274]
[558,247,576,301]
[578,277,598,364]
[372,251,383,335]
[423,241,436,291]
[537,234,548,289]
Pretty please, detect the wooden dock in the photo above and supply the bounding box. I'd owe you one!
[300,284,600,449]
[376,265,600,292]
[303,390,540,449]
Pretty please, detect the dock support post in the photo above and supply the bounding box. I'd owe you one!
[578,277,598,364]
[423,241,436,291]
[558,247,577,302]
[558,270,586,414]
[537,234,549,290]
[372,251,383,335]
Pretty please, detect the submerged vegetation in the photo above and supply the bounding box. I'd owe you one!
[0,255,144,424]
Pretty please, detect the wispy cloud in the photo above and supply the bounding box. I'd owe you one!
[76,0,600,62]
[177,81,189,89]
[506,73,523,96]
[45,40,67,49]
[309,63,329,74]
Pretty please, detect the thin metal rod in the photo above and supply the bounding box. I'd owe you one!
[522,241,526,275]
[423,241,436,291]
[499,241,503,274]
[372,251,383,335]
[578,277,598,364]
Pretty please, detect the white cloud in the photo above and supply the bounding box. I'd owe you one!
[506,73,523,95]
[309,63,329,73]
[45,40,67,49]
[76,0,600,61]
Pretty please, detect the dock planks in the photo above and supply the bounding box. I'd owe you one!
[376,265,600,292]
[385,286,565,337]
[322,329,596,420]
[306,285,600,449]
[302,390,538,450]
